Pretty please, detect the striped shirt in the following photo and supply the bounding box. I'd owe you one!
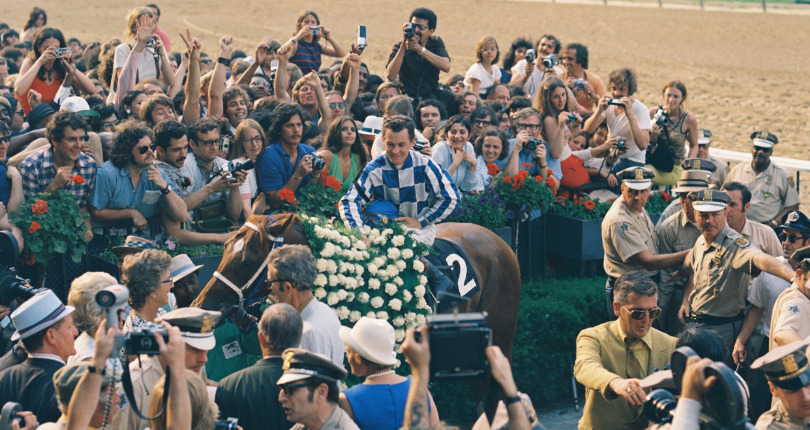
[289,39,322,75]
[18,146,97,206]
[340,151,459,230]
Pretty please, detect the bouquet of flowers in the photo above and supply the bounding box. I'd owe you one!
[278,170,343,219]
[11,183,89,264]
[446,187,507,231]
[491,163,556,212]
[645,191,674,215]
[549,191,612,220]
[300,214,432,347]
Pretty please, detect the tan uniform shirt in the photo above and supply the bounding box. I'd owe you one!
[656,209,701,292]
[756,399,810,429]
[726,161,799,224]
[768,284,810,351]
[602,198,659,278]
[708,156,729,187]
[690,224,762,317]
[741,219,782,257]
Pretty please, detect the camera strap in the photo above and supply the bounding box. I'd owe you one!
[121,356,171,421]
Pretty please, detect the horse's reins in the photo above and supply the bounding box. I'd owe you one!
[212,221,284,307]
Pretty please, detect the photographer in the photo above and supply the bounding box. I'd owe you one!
[385,8,451,104]
[400,326,531,430]
[644,81,699,187]
[505,107,555,180]
[508,35,563,99]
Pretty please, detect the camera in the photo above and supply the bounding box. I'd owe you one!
[0,402,23,430]
[415,312,492,380]
[571,78,587,92]
[310,26,321,36]
[145,37,156,48]
[566,113,577,124]
[524,49,536,64]
[524,137,544,153]
[125,323,169,355]
[403,23,415,39]
[219,137,230,155]
[413,140,428,152]
[96,285,129,331]
[542,54,558,69]
[214,418,239,430]
[644,347,753,429]
[616,137,628,151]
[356,25,367,51]
[607,99,624,106]
[227,159,254,175]
[179,176,192,189]
[53,47,70,58]
[0,268,37,307]
[653,106,670,127]
[310,153,326,171]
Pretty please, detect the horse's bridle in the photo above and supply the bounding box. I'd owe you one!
[212,220,284,307]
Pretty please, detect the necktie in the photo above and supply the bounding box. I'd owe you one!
[625,338,643,380]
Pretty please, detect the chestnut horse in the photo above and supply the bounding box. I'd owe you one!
[193,214,522,415]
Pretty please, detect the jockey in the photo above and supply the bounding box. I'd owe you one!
[339,115,460,302]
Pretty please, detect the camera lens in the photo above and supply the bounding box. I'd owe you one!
[96,290,116,307]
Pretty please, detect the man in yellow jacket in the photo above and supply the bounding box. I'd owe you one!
[574,272,677,430]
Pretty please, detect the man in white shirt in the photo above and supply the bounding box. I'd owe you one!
[508,35,564,99]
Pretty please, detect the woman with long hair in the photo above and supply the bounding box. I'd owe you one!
[534,76,582,162]
[500,37,532,84]
[232,119,266,218]
[320,116,368,193]
[645,80,698,186]
[431,115,483,194]
[288,10,346,75]
[14,28,97,114]
[21,7,47,42]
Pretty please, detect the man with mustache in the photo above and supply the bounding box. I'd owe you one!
[725,131,799,229]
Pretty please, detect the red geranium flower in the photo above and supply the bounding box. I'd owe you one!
[324,176,342,192]
[502,175,513,184]
[278,189,296,203]
[31,200,48,215]
[70,175,86,184]
[661,192,672,203]
[584,200,596,210]
[29,221,41,234]
[487,163,500,176]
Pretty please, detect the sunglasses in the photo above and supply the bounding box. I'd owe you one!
[753,146,772,153]
[779,233,806,244]
[328,102,346,109]
[0,136,9,144]
[137,144,157,154]
[280,382,310,396]
[473,120,491,127]
[622,306,661,320]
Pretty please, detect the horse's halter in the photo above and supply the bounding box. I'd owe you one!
[212,220,284,307]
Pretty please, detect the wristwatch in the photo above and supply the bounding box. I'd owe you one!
[505,393,522,405]
[420,46,426,55]
[87,365,106,376]
[160,185,171,196]
[217,57,231,67]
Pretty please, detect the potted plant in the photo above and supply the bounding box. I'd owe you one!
[278,170,343,219]
[546,192,613,261]
[445,187,512,247]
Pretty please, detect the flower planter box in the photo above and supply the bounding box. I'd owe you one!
[493,226,515,252]
[545,213,604,261]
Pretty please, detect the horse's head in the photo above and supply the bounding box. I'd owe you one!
[191,213,308,311]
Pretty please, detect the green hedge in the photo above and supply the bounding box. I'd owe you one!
[429,277,607,426]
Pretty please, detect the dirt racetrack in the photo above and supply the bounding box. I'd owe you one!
[2,0,808,157]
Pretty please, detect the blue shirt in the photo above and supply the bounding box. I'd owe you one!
[339,151,459,229]
[344,377,421,430]
[501,138,562,178]
[89,161,178,219]
[0,163,9,206]
[256,142,316,193]
[431,141,483,193]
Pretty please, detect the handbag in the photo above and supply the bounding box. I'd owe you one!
[192,200,237,233]
[645,130,675,173]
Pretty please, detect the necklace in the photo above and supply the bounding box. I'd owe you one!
[366,370,395,380]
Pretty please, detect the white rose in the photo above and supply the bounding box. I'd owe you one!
[358,292,370,303]
[314,288,327,299]
[327,293,339,306]
[355,265,365,276]
[393,316,405,327]
[387,248,401,260]
[402,249,414,259]
[382,228,394,237]
[393,276,404,286]
[376,311,389,320]
[327,260,338,274]
[416,314,427,325]
[368,263,379,274]
[389,299,402,311]
[413,260,425,272]
[395,329,405,342]
[329,274,339,286]
[419,275,428,286]
[385,283,398,296]
[371,297,384,309]
[414,285,426,298]
[316,259,329,272]
[374,257,386,266]
[321,242,335,258]
[392,235,405,246]
[369,229,380,240]
[396,261,406,270]
[403,290,413,302]
[417,298,428,309]
[337,290,348,300]
[405,312,417,323]
[346,292,355,301]
[368,279,381,290]
[314,226,326,239]
[337,306,350,319]
[350,311,362,322]
[356,241,367,250]
[313,274,328,287]
[366,311,377,318]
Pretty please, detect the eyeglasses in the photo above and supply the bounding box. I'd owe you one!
[622,306,661,320]
[780,233,806,244]
[0,136,9,144]
[137,144,157,154]
[280,382,310,397]
[473,120,491,127]
[516,123,540,131]
[250,80,270,88]
[753,146,772,153]
[197,138,223,147]
[410,23,428,31]
[329,102,346,110]
[243,136,264,144]
[160,277,174,285]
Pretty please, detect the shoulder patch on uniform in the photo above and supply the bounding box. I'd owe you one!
[734,237,751,248]
[725,165,730,172]
[618,222,630,233]
[789,305,800,315]
[788,176,795,188]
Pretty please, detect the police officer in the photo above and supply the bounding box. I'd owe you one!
[770,245,810,351]
[695,129,728,187]
[725,131,799,228]
[752,340,810,428]
[276,348,358,430]
[601,166,689,318]
[656,168,711,333]
[677,189,794,361]
[655,158,717,227]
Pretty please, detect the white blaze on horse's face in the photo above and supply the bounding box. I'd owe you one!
[232,238,245,254]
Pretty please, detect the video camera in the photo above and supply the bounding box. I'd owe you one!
[96,285,167,355]
[643,347,753,429]
[415,312,492,380]
[525,49,536,64]
[0,402,22,430]
[403,23,415,40]
[0,268,37,307]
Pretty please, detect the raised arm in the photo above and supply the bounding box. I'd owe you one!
[116,14,156,109]
[178,29,201,124]
[318,25,346,58]
[207,36,234,119]
[305,72,332,135]
[234,43,268,87]
[754,252,795,283]
[343,53,361,111]
[274,42,293,102]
